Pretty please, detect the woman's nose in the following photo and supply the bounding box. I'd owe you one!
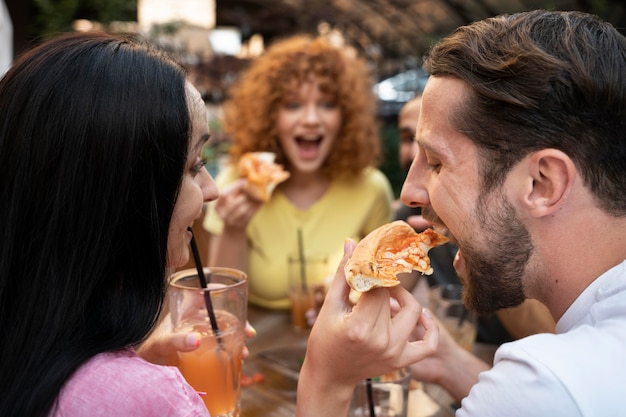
[200,168,219,203]
[303,104,320,124]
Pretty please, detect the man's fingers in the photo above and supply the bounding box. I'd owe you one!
[322,239,356,309]
[402,307,439,365]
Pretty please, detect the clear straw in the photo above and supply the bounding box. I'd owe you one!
[188,227,223,347]
[455,285,469,329]
[297,228,308,292]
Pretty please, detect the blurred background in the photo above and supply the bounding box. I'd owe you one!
[3,0,625,195]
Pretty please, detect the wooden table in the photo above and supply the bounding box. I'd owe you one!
[240,305,303,417]
[239,305,497,417]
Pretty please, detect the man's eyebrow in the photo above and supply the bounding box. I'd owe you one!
[416,138,437,154]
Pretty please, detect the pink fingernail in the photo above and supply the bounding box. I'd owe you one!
[246,322,257,336]
[344,238,353,254]
[186,332,201,347]
[422,307,432,319]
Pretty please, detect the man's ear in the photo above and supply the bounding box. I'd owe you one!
[525,149,576,217]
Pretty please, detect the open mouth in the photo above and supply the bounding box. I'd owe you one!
[295,135,323,159]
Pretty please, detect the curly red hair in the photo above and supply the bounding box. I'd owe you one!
[223,34,381,179]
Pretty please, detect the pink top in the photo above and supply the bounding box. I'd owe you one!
[52,348,210,417]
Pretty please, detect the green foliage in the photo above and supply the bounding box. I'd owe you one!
[149,21,185,37]
[90,0,137,23]
[378,120,405,199]
[33,0,80,37]
[31,0,138,38]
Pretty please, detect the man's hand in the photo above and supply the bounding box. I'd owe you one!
[296,239,439,417]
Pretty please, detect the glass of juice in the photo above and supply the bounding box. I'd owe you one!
[287,253,328,330]
[349,368,411,417]
[169,267,248,417]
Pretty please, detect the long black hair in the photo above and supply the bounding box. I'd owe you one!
[0,32,190,416]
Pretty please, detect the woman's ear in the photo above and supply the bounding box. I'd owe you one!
[524,149,576,217]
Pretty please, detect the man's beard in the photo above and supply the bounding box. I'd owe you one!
[459,192,530,315]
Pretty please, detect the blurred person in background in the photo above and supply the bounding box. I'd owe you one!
[398,94,422,179]
[203,34,393,310]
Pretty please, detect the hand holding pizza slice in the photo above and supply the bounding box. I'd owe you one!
[345,220,449,293]
[237,152,290,202]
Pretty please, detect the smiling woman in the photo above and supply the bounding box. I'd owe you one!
[0,31,217,417]
[203,34,394,310]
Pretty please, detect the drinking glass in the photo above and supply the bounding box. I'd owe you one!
[169,267,248,417]
[349,368,411,417]
[287,252,328,330]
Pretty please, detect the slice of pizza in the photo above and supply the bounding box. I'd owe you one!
[237,152,290,202]
[345,220,449,293]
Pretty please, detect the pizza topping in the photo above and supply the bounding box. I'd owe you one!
[377,235,438,277]
[344,221,448,293]
[237,152,290,202]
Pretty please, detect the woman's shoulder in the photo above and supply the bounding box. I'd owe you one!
[364,167,392,185]
[334,167,392,194]
[53,348,209,417]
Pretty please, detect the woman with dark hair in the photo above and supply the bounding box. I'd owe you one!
[0,32,217,417]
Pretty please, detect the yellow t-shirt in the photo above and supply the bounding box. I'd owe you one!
[203,165,393,309]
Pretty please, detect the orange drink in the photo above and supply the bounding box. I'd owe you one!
[287,253,328,330]
[177,312,244,416]
[288,287,313,329]
[169,267,248,417]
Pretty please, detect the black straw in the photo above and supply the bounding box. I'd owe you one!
[366,378,376,417]
[188,227,223,346]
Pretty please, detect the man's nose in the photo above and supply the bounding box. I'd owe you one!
[400,153,429,208]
